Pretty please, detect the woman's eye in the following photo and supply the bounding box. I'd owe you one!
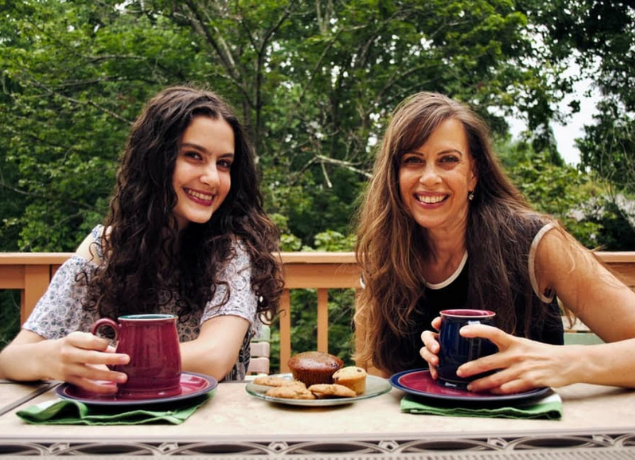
[402,155,423,165]
[183,151,202,160]
[218,159,233,169]
[440,155,459,164]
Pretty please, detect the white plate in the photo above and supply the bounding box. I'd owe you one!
[245,373,391,406]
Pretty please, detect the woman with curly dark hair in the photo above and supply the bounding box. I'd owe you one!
[355,91,635,391]
[0,85,283,391]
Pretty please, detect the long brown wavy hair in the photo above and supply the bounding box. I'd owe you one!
[81,85,283,324]
[354,92,558,374]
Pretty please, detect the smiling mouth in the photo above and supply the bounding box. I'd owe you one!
[185,188,214,201]
[416,195,447,204]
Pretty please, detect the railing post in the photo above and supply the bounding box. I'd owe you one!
[317,289,328,353]
[353,288,365,369]
[21,265,51,325]
[279,290,292,373]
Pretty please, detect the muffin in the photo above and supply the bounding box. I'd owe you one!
[287,351,344,386]
[332,366,367,394]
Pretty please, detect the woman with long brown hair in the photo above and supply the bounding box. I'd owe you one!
[355,91,635,391]
[0,85,283,391]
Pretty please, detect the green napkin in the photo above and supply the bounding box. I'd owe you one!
[16,391,213,425]
[401,392,562,420]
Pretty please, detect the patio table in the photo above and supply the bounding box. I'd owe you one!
[0,378,634,458]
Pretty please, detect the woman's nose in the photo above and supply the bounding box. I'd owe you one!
[201,164,220,186]
[418,164,441,185]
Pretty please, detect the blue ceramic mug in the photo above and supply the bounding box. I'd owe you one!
[437,309,498,389]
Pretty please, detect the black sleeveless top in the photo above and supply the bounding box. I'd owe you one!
[394,251,564,371]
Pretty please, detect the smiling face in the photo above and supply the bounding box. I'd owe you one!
[171,116,235,230]
[398,118,477,238]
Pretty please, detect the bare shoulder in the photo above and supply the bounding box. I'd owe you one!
[535,225,635,323]
[75,226,109,264]
[533,225,601,297]
[535,226,593,273]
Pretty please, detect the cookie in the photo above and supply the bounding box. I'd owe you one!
[253,376,301,387]
[265,385,316,400]
[308,383,357,399]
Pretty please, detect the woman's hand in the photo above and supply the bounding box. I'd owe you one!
[456,324,580,393]
[50,331,130,394]
[420,316,442,378]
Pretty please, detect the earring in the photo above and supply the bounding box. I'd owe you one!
[468,191,475,201]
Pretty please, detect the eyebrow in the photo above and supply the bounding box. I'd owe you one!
[407,148,464,157]
[181,142,235,157]
[438,148,464,156]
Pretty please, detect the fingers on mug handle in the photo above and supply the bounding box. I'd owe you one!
[91,318,119,341]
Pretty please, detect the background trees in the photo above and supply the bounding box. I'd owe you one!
[531,0,635,194]
[4,0,620,251]
[1,0,634,363]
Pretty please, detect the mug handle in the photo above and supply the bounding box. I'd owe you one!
[91,318,120,341]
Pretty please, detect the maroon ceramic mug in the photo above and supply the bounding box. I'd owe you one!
[91,314,182,399]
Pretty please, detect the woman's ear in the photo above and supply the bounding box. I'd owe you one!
[469,169,478,191]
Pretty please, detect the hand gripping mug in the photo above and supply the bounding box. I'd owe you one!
[91,314,182,399]
[436,309,498,390]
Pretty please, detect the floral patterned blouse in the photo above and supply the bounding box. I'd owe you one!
[23,225,260,381]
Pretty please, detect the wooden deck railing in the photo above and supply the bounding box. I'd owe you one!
[1,251,635,373]
[0,252,361,373]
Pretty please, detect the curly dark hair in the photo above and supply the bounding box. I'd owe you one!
[81,85,283,324]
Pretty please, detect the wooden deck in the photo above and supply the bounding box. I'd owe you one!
[1,251,634,371]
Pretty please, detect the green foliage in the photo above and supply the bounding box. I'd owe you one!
[1,0,633,361]
[0,0,571,251]
[572,196,635,251]
[525,0,635,192]
[503,145,633,250]
[578,100,635,195]
[0,292,21,349]
[311,231,356,253]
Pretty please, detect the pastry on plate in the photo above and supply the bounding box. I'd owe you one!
[287,351,343,386]
[332,366,367,394]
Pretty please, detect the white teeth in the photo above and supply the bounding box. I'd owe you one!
[416,195,445,204]
[186,189,213,201]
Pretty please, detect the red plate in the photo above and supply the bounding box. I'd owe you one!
[390,369,550,405]
[55,371,217,406]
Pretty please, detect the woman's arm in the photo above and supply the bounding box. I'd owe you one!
[459,229,635,391]
[534,228,635,386]
[538,229,635,343]
[179,240,258,381]
[0,227,129,392]
[179,315,250,381]
[0,329,129,392]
